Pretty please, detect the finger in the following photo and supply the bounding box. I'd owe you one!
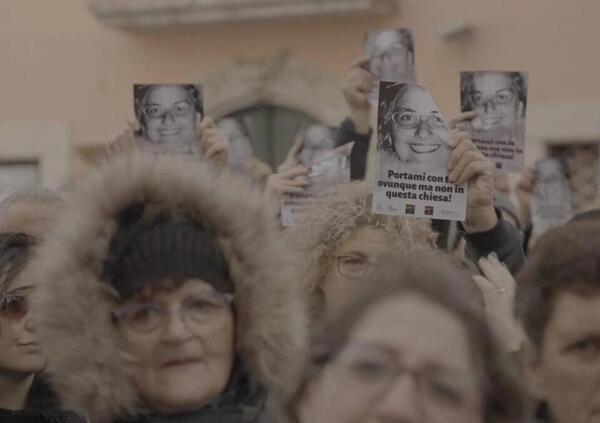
[455,158,491,186]
[449,149,483,182]
[448,111,478,130]
[205,143,227,159]
[456,159,491,186]
[349,55,371,71]
[127,118,141,132]
[286,134,305,161]
[448,130,472,148]
[280,164,310,179]
[354,74,374,93]
[478,257,500,281]
[202,129,221,146]
[198,116,216,132]
[280,186,307,195]
[448,136,477,171]
[472,274,497,296]
[286,179,311,188]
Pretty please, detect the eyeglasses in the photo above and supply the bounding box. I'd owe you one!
[143,101,193,120]
[332,343,479,412]
[467,89,515,107]
[113,292,233,334]
[0,294,29,321]
[371,43,409,63]
[390,111,447,130]
[337,256,372,278]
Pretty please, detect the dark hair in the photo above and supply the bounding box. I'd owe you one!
[516,220,600,347]
[460,71,527,116]
[284,253,527,423]
[376,82,417,158]
[366,28,415,56]
[0,232,36,297]
[133,84,204,136]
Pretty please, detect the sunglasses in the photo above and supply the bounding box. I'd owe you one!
[0,294,29,321]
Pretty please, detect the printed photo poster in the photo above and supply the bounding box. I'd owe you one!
[372,82,467,221]
[133,84,203,155]
[281,142,354,227]
[364,28,416,104]
[460,71,528,172]
[531,158,573,237]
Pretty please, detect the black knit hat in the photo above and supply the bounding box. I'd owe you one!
[102,204,232,300]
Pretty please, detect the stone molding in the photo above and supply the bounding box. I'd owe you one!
[89,0,397,29]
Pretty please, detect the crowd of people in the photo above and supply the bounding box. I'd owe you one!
[0,51,599,423]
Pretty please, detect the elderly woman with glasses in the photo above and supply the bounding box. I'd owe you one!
[280,254,528,423]
[27,153,306,423]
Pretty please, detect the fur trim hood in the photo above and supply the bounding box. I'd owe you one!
[29,154,306,423]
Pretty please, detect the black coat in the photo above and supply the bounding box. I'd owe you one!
[0,376,85,423]
[113,364,262,423]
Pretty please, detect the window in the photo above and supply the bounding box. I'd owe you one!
[0,161,39,200]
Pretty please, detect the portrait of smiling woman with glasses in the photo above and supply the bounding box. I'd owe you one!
[378,82,451,173]
[134,84,203,155]
[460,71,527,133]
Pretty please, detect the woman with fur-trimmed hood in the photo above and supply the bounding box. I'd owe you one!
[27,154,306,423]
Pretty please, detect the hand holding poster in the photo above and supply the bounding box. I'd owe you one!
[459,71,528,172]
[364,28,416,104]
[531,158,573,237]
[281,142,354,227]
[133,84,203,155]
[372,82,467,221]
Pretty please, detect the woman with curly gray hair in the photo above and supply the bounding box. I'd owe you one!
[288,182,437,317]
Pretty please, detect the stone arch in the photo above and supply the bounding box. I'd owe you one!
[203,51,347,126]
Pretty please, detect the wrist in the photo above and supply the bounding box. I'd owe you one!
[349,109,371,135]
[464,205,498,233]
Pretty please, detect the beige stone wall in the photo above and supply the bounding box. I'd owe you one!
[2,0,600,183]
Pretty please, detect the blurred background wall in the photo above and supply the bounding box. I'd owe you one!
[2,0,600,208]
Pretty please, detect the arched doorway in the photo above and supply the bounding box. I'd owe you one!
[204,51,346,168]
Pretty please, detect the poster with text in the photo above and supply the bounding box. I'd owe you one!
[281,142,354,226]
[373,82,467,221]
[364,28,416,104]
[460,71,528,172]
[531,158,573,237]
[133,84,203,156]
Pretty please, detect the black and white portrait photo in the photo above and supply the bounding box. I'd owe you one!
[531,157,573,237]
[377,82,450,173]
[133,84,203,155]
[297,123,337,167]
[373,82,466,221]
[364,28,416,103]
[460,71,528,171]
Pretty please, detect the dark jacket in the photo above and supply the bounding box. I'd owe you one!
[0,376,85,423]
[336,118,526,274]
